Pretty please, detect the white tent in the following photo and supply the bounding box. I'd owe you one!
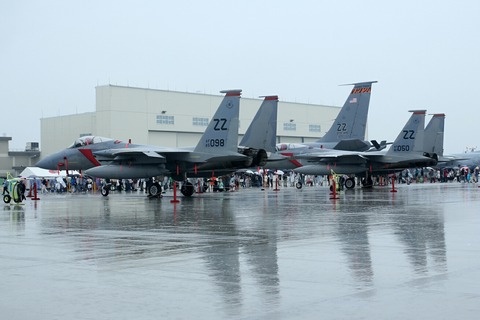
[19,167,78,178]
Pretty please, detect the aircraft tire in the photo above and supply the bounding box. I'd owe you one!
[3,194,11,204]
[101,187,109,197]
[295,181,303,189]
[181,181,195,197]
[148,182,162,197]
[345,177,355,189]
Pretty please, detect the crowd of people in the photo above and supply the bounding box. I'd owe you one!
[3,165,480,199]
[394,166,480,185]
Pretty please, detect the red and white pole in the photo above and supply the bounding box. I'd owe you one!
[390,174,398,193]
[330,179,339,200]
[170,181,180,203]
[32,182,40,200]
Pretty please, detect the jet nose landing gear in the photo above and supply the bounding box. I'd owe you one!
[180,181,194,197]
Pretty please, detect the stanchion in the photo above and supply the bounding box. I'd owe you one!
[390,175,397,192]
[32,182,40,200]
[170,181,180,203]
[261,170,266,191]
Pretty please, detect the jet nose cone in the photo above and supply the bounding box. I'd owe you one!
[36,156,64,170]
[35,158,51,169]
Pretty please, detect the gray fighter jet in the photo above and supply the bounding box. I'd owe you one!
[36,90,279,196]
[426,114,480,169]
[293,110,438,188]
[266,81,381,170]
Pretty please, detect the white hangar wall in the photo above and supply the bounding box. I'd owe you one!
[41,113,96,156]
[40,85,341,159]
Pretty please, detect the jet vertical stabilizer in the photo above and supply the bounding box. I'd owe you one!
[240,95,278,153]
[386,110,426,156]
[424,113,445,157]
[194,89,242,155]
[319,81,376,143]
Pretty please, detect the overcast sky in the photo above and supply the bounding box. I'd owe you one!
[1,0,479,153]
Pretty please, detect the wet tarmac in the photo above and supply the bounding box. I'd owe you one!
[1,183,480,319]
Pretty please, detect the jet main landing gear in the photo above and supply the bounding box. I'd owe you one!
[344,177,356,189]
[148,182,162,198]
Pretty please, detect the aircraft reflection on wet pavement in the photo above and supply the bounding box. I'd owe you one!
[2,181,466,319]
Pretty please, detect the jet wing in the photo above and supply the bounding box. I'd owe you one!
[94,146,249,165]
[438,154,467,163]
[93,147,186,163]
[266,153,290,162]
[332,139,372,151]
[374,153,436,165]
[192,151,248,162]
[295,151,369,163]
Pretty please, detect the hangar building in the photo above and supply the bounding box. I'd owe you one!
[40,85,341,158]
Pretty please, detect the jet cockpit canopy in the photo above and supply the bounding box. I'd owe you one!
[68,136,114,148]
[275,143,309,152]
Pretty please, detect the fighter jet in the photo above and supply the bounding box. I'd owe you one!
[443,151,480,169]
[425,114,480,169]
[36,90,279,196]
[293,110,438,188]
[265,81,380,170]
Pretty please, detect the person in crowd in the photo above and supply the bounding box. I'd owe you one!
[41,177,48,193]
[2,178,9,195]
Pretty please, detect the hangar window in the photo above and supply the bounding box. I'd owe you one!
[283,122,296,131]
[156,115,174,125]
[193,117,209,126]
[309,124,321,133]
